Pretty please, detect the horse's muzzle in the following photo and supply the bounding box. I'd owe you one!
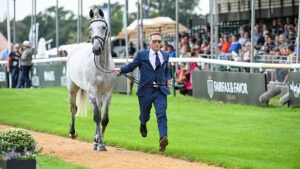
[93,47,102,55]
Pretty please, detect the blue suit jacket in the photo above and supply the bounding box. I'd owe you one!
[121,50,171,96]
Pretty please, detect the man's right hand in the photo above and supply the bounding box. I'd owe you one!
[114,68,121,75]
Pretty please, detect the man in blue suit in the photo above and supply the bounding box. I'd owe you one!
[114,32,171,151]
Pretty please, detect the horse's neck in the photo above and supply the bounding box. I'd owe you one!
[98,46,112,68]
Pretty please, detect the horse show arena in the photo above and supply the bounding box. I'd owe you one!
[0,125,222,169]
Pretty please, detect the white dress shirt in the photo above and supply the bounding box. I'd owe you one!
[149,49,164,70]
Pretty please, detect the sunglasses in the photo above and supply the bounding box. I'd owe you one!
[152,40,161,44]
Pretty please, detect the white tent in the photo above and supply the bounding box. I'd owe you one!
[118,17,187,43]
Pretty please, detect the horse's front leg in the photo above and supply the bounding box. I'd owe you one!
[91,100,106,151]
[101,94,112,136]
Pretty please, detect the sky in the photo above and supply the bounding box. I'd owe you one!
[0,0,210,22]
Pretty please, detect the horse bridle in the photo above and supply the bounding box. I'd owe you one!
[90,18,115,74]
[90,18,109,54]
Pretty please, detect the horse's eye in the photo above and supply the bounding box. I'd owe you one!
[102,26,106,30]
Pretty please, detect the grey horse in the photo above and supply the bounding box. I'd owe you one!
[67,8,115,151]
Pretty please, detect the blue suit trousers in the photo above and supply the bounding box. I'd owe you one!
[138,88,168,138]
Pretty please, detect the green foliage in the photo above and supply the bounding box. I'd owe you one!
[0,129,39,160]
[0,129,35,153]
[148,0,200,24]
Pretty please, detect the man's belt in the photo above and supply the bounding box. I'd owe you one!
[153,82,159,88]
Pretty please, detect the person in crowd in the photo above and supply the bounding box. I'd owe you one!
[277,18,285,34]
[167,45,176,58]
[180,34,189,48]
[238,26,247,46]
[229,34,242,54]
[189,36,197,51]
[261,33,274,54]
[194,42,202,54]
[128,41,136,56]
[262,23,270,37]
[114,32,171,152]
[174,62,192,96]
[161,40,169,51]
[179,44,190,58]
[17,41,34,88]
[277,34,287,47]
[203,25,211,42]
[195,32,203,45]
[1,44,13,88]
[220,35,230,53]
[201,41,211,57]
[7,43,21,88]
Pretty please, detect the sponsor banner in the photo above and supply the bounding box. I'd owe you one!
[32,62,66,87]
[192,71,267,105]
[288,72,300,107]
[0,66,7,88]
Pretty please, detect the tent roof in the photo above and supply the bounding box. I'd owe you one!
[118,16,187,43]
[127,17,178,31]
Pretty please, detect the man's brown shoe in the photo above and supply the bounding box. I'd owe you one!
[159,136,168,152]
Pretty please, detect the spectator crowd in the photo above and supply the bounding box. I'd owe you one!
[0,40,34,88]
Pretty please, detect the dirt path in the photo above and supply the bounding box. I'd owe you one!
[0,125,224,169]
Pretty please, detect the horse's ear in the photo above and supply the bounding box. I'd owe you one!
[98,8,104,18]
[89,9,94,18]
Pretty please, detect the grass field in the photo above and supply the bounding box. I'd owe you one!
[37,155,88,169]
[0,88,299,169]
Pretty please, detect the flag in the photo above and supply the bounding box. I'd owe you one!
[29,23,39,49]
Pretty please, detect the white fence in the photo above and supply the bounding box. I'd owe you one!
[1,57,300,69]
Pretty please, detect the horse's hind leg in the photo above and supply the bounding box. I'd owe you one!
[91,96,106,151]
[68,83,79,139]
[101,94,112,135]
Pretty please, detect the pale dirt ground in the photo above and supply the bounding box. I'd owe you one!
[0,125,224,169]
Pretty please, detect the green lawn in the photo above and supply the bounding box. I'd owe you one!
[37,155,88,169]
[0,88,299,169]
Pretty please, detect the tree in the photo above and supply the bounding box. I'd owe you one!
[0,6,78,48]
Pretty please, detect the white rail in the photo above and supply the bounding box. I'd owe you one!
[1,57,300,69]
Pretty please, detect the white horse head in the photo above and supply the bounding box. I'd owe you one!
[89,9,109,56]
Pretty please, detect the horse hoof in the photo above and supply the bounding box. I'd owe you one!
[69,133,78,139]
[97,144,107,151]
[93,143,98,150]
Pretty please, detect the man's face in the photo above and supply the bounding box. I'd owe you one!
[149,34,162,52]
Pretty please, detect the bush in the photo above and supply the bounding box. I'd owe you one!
[0,129,39,160]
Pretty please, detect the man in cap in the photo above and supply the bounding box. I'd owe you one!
[17,41,34,88]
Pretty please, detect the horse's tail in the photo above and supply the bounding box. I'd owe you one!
[76,89,89,116]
